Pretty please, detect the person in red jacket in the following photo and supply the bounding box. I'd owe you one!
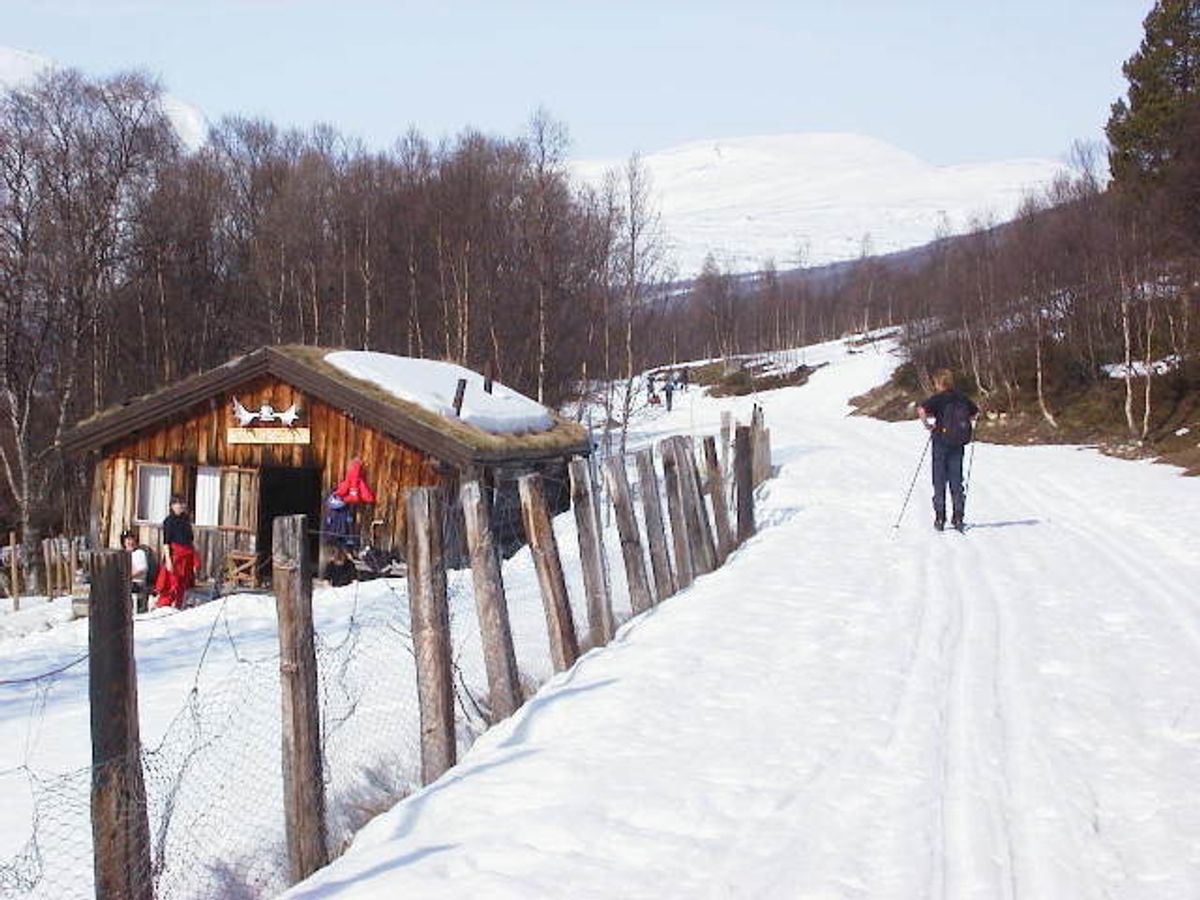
[335,458,376,504]
[155,495,197,608]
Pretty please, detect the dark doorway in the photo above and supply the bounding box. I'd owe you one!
[258,467,322,579]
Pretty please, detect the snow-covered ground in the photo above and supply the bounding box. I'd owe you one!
[283,337,1200,899]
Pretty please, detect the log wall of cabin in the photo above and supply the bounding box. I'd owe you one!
[96,375,447,579]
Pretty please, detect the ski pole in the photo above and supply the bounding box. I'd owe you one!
[893,431,932,530]
[963,439,976,500]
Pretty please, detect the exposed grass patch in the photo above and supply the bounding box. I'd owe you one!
[708,363,823,397]
[851,362,1200,475]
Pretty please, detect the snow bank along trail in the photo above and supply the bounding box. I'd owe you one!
[287,338,1200,900]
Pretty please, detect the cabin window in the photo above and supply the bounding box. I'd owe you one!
[190,466,259,532]
[134,463,172,523]
[194,467,222,527]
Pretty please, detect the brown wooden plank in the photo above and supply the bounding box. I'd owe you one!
[272,514,329,882]
[88,550,152,900]
[703,435,735,564]
[569,459,615,646]
[659,437,694,590]
[406,488,457,782]
[460,480,523,720]
[634,448,676,601]
[735,425,756,543]
[677,437,717,575]
[518,474,579,672]
[602,456,654,615]
[720,411,732,479]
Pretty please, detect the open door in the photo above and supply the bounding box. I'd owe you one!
[257,467,322,580]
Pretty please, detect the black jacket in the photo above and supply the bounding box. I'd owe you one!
[162,513,194,547]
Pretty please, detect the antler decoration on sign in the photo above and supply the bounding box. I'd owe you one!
[231,398,302,427]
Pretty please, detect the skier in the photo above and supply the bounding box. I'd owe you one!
[916,369,979,532]
[663,376,675,412]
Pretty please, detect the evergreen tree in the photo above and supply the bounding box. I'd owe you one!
[1106,0,1200,186]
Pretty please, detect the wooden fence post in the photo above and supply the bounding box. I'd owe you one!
[7,531,17,609]
[634,448,676,601]
[273,514,329,882]
[60,538,70,595]
[69,538,79,596]
[703,436,735,563]
[602,455,655,615]
[751,405,771,486]
[569,459,615,648]
[720,411,733,479]
[406,488,457,784]
[659,438,694,590]
[56,538,66,596]
[676,437,718,575]
[88,550,152,900]
[460,480,522,721]
[518,474,579,672]
[759,426,772,485]
[735,425,757,542]
[42,539,53,598]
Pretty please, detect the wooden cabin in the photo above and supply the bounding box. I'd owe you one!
[61,346,590,583]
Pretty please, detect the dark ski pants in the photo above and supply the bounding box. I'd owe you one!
[931,440,965,522]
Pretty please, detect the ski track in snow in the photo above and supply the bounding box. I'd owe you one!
[279,339,1200,899]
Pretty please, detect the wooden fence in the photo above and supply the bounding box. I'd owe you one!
[83,408,773,895]
[2,533,92,609]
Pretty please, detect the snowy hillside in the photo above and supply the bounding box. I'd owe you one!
[286,338,1200,899]
[572,133,1073,275]
[0,45,207,150]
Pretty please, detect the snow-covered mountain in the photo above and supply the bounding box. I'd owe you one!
[0,46,208,150]
[572,132,1073,276]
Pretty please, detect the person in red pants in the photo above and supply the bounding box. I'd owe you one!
[155,495,197,608]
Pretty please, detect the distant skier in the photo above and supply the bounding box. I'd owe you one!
[917,369,979,531]
[663,376,675,412]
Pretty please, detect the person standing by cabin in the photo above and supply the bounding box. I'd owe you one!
[155,495,197,608]
[917,369,979,532]
[121,530,153,613]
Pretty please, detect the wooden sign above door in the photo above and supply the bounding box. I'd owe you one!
[227,427,311,445]
[227,396,308,443]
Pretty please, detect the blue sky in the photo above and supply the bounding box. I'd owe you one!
[2,1,1151,164]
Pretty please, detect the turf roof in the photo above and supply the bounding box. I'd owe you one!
[61,345,589,464]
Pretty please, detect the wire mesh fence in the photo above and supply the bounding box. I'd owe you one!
[0,579,433,900]
[0,414,762,899]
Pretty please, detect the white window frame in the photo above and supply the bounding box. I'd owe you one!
[134,463,172,525]
[194,466,222,527]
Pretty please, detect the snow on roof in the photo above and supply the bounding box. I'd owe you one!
[325,351,554,435]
